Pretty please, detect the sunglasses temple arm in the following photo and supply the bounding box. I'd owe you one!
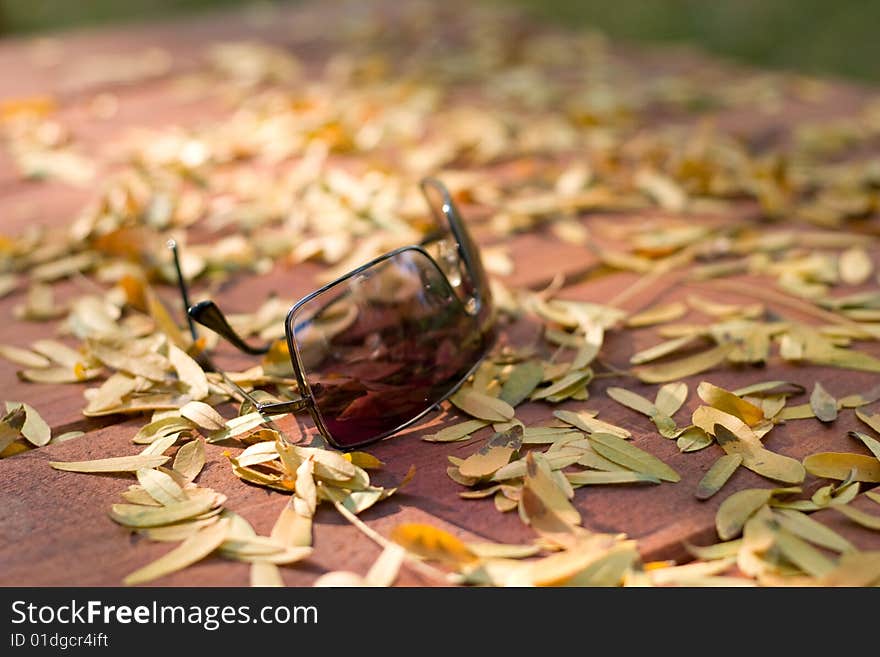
[187,300,272,356]
[419,177,486,304]
[218,371,311,414]
[167,239,199,342]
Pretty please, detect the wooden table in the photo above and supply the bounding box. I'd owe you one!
[1,0,878,587]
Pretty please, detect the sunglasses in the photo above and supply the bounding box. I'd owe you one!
[169,178,495,450]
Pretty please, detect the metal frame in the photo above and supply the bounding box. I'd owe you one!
[176,177,492,450]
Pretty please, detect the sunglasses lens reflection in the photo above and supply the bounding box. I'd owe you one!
[288,248,489,448]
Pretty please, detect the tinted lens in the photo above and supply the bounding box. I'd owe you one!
[287,248,489,448]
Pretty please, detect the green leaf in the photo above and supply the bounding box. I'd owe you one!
[695,454,742,500]
[587,432,680,483]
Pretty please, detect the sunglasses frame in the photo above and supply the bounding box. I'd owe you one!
[179,177,493,450]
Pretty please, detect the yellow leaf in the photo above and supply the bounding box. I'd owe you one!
[450,388,515,422]
[654,382,688,418]
[251,562,284,587]
[169,344,209,400]
[587,432,680,482]
[6,401,51,447]
[391,523,478,567]
[180,401,226,431]
[173,438,206,481]
[0,344,50,368]
[803,452,880,482]
[110,496,218,528]
[809,382,838,423]
[365,544,406,587]
[713,424,805,484]
[522,452,580,526]
[458,427,521,479]
[50,453,170,473]
[554,409,630,439]
[500,361,544,407]
[716,489,772,540]
[773,509,854,553]
[695,454,742,500]
[136,468,186,506]
[838,246,873,285]
[832,505,880,531]
[124,518,230,585]
[625,302,687,328]
[696,381,764,426]
[422,419,489,443]
[633,344,732,383]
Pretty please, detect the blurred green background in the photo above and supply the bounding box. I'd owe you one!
[1,0,878,84]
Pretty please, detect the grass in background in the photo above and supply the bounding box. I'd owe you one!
[0,0,878,84]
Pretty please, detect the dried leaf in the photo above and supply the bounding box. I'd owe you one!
[773,509,854,553]
[139,432,181,456]
[625,302,687,328]
[294,459,317,518]
[422,419,488,443]
[251,562,284,587]
[87,340,169,381]
[846,431,880,463]
[606,387,657,417]
[697,382,764,426]
[522,426,582,445]
[391,523,478,567]
[50,453,170,473]
[180,400,227,430]
[172,438,206,481]
[696,454,743,500]
[492,449,581,481]
[522,452,580,525]
[346,451,384,470]
[467,542,541,559]
[832,505,880,531]
[499,361,544,407]
[839,246,873,285]
[458,427,521,479]
[629,335,700,365]
[633,344,732,383]
[0,344,51,368]
[820,551,880,586]
[531,369,592,401]
[0,406,26,453]
[5,401,51,447]
[364,544,406,587]
[654,382,688,418]
[136,467,186,506]
[803,452,880,482]
[676,426,713,452]
[809,382,838,423]
[855,408,880,437]
[271,497,312,548]
[110,495,219,528]
[168,344,209,400]
[587,432,680,482]
[566,470,660,486]
[450,388,515,422]
[772,528,836,578]
[134,416,195,445]
[733,381,805,397]
[124,518,230,585]
[716,489,772,540]
[711,423,805,485]
[553,409,630,439]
